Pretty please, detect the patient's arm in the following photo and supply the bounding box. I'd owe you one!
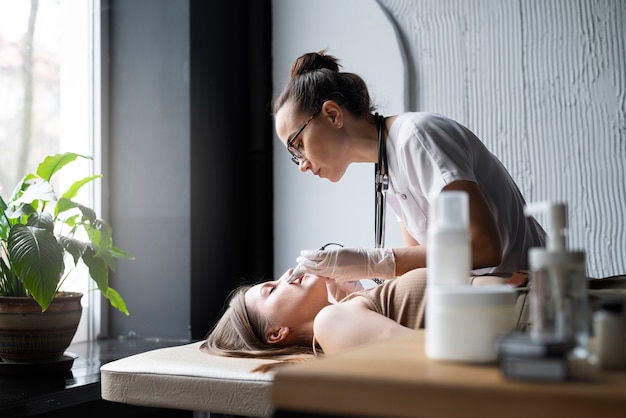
[470,274,509,286]
[313,297,414,355]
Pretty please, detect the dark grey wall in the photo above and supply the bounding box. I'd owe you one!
[106,0,273,340]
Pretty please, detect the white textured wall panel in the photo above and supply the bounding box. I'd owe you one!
[378,0,625,277]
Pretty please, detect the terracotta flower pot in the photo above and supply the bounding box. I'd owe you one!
[0,293,83,363]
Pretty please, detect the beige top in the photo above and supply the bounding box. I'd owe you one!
[342,268,427,329]
[312,269,428,356]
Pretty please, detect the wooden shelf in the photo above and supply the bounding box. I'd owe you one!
[272,330,626,418]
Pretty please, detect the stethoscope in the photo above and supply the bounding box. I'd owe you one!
[373,113,388,285]
[289,114,389,286]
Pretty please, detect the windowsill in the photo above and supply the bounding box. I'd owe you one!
[0,337,191,417]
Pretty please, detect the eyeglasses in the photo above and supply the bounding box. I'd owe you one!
[287,113,316,165]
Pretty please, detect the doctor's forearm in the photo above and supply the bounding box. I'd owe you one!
[392,246,428,276]
[392,241,501,277]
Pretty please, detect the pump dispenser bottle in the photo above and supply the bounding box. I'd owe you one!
[426,191,471,287]
[524,202,589,358]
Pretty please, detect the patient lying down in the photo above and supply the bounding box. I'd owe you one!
[201,268,516,371]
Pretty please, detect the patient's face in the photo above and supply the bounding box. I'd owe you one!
[244,269,330,331]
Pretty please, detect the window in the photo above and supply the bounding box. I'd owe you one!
[0,0,102,342]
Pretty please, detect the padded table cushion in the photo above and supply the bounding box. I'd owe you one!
[100,341,277,417]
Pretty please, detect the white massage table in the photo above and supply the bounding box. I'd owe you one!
[100,341,277,417]
[103,277,626,417]
[99,284,535,417]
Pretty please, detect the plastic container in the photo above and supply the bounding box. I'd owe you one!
[425,285,517,362]
[593,300,625,369]
[427,191,471,287]
[525,202,589,358]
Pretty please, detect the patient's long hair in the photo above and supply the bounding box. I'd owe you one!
[200,285,317,371]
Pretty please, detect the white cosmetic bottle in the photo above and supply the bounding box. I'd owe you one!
[426,191,471,287]
[524,202,589,359]
[425,191,517,362]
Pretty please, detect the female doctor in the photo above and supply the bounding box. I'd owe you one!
[273,50,546,282]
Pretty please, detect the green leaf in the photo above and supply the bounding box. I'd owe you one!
[8,225,65,311]
[109,246,135,260]
[36,152,91,182]
[95,245,117,271]
[26,212,54,233]
[6,203,35,222]
[104,287,129,315]
[0,255,26,296]
[61,174,102,201]
[75,201,97,224]
[82,246,109,292]
[12,178,56,207]
[0,195,9,242]
[55,197,78,218]
[90,220,112,257]
[62,213,80,228]
[58,235,88,265]
[8,173,37,203]
[82,247,129,315]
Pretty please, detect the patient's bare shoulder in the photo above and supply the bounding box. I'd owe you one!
[315,297,371,328]
[313,296,409,355]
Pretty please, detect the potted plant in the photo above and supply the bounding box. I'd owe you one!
[0,152,132,362]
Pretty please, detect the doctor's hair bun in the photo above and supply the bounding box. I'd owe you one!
[290,50,341,78]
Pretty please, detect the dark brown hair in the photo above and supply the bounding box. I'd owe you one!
[273,50,375,118]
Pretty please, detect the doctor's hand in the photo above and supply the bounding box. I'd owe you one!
[296,247,396,282]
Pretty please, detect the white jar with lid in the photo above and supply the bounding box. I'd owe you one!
[426,285,517,363]
[593,299,625,370]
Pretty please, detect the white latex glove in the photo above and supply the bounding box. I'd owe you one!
[296,247,396,282]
